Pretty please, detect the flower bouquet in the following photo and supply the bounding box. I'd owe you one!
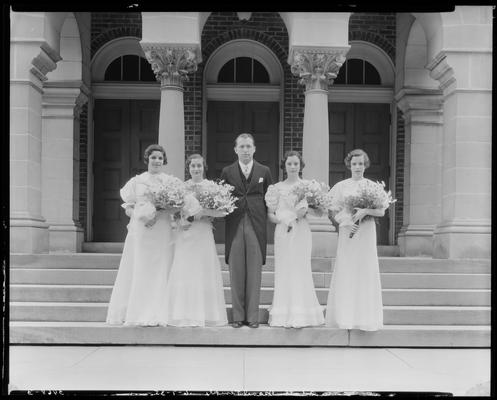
[141,175,188,226]
[291,179,334,216]
[343,180,396,238]
[187,179,238,219]
[280,179,334,233]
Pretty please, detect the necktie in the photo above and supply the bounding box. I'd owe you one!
[243,166,249,179]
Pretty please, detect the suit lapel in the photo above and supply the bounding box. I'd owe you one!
[230,162,245,192]
[246,161,261,192]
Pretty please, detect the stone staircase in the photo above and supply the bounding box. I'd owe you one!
[9,250,491,347]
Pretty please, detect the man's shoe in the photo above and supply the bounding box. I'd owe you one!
[231,321,244,328]
[248,322,259,328]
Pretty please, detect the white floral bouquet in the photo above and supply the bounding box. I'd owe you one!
[145,175,187,211]
[132,175,187,224]
[186,179,238,218]
[290,179,334,215]
[343,180,396,238]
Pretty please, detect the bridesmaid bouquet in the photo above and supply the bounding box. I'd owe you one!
[291,179,334,216]
[135,175,187,224]
[280,180,334,233]
[343,180,396,238]
[146,176,188,211]
[187,180,238,218]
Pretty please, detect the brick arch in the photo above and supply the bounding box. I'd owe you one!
[349,30,395,62]
[202,29,288,68]
[91,26,142,58]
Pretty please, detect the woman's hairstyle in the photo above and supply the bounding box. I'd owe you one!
[344,148,370,169]
[143,144,167,165]
[185,153,207,179]
[280,150,305,172]
[234,132,255,147]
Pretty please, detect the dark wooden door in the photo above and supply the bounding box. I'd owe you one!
[207,101,279,243]
[328,103,391,244]
[93,99,159,241]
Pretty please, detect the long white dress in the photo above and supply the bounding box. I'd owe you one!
[265,181,325,328]
[158,180,228,327]
[106,172,175,326]
[325,178,384,331]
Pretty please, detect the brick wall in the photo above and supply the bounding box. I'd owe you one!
[79,103,88,240]
[91,12,142,58]
[394,108,405,243]
[198,12,304,160]
[349,12,396,62]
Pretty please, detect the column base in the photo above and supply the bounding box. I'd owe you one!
[48,224,84,253]
[308,215,337,258]
[10,216,49,253]
[398,225,435,257]
[433,219,491,259]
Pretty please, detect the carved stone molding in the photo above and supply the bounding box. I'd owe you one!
[426,52,456,93]
[289,46,349,91]
[395,87,443,124]
[140,43,201,88]
[30,42,62,82]
[42,82,89,119]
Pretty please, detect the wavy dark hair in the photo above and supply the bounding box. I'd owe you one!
[280,150,305,177]
[344,148,370,170]
[185,153,207,179]
[143,144,167,165]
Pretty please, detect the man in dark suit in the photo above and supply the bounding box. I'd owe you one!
[220,133,273,328]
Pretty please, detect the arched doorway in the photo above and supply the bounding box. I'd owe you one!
[90,37,160,241]
[203,39,284,242]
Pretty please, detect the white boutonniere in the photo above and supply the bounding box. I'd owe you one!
[258,177,264,183]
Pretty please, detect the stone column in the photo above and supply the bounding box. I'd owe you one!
[141,44,200,180]
[10,42,61,253]
[41,82,89,252]
[289,46,349,257]
[427,52,491,259]
[396,88,443,256]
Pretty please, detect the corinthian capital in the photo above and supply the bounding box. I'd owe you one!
[289,46,349,91]
[140,43,201,87]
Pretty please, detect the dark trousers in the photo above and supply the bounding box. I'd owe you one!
[228,214,263,323]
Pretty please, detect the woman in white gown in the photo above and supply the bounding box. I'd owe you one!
[106,144,176,326]
[264,151,325,328]
[158,154,228,327]
[325,149,385,331]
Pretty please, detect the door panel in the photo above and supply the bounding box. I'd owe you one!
[207,101,279,244]
[93,99,159,242]
[328,102,391,245]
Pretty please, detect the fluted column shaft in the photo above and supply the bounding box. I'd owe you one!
[141,45,200,180]
[289,47,349,257]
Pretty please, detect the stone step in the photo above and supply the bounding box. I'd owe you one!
[10,268,491,289]
[10,254,492,273]
[10,302,491,325]
[9,321,490,347]
[10,284,491,306]
[82,243,402,257]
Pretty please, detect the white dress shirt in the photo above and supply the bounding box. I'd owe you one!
[239,160,254,179]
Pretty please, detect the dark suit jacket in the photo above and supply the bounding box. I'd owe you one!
[220,160,273,265]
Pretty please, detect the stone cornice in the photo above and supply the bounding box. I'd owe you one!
[289,46,350,91]
[42,83,89,119]
[140,43,201,88]
[395,87,443,115]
